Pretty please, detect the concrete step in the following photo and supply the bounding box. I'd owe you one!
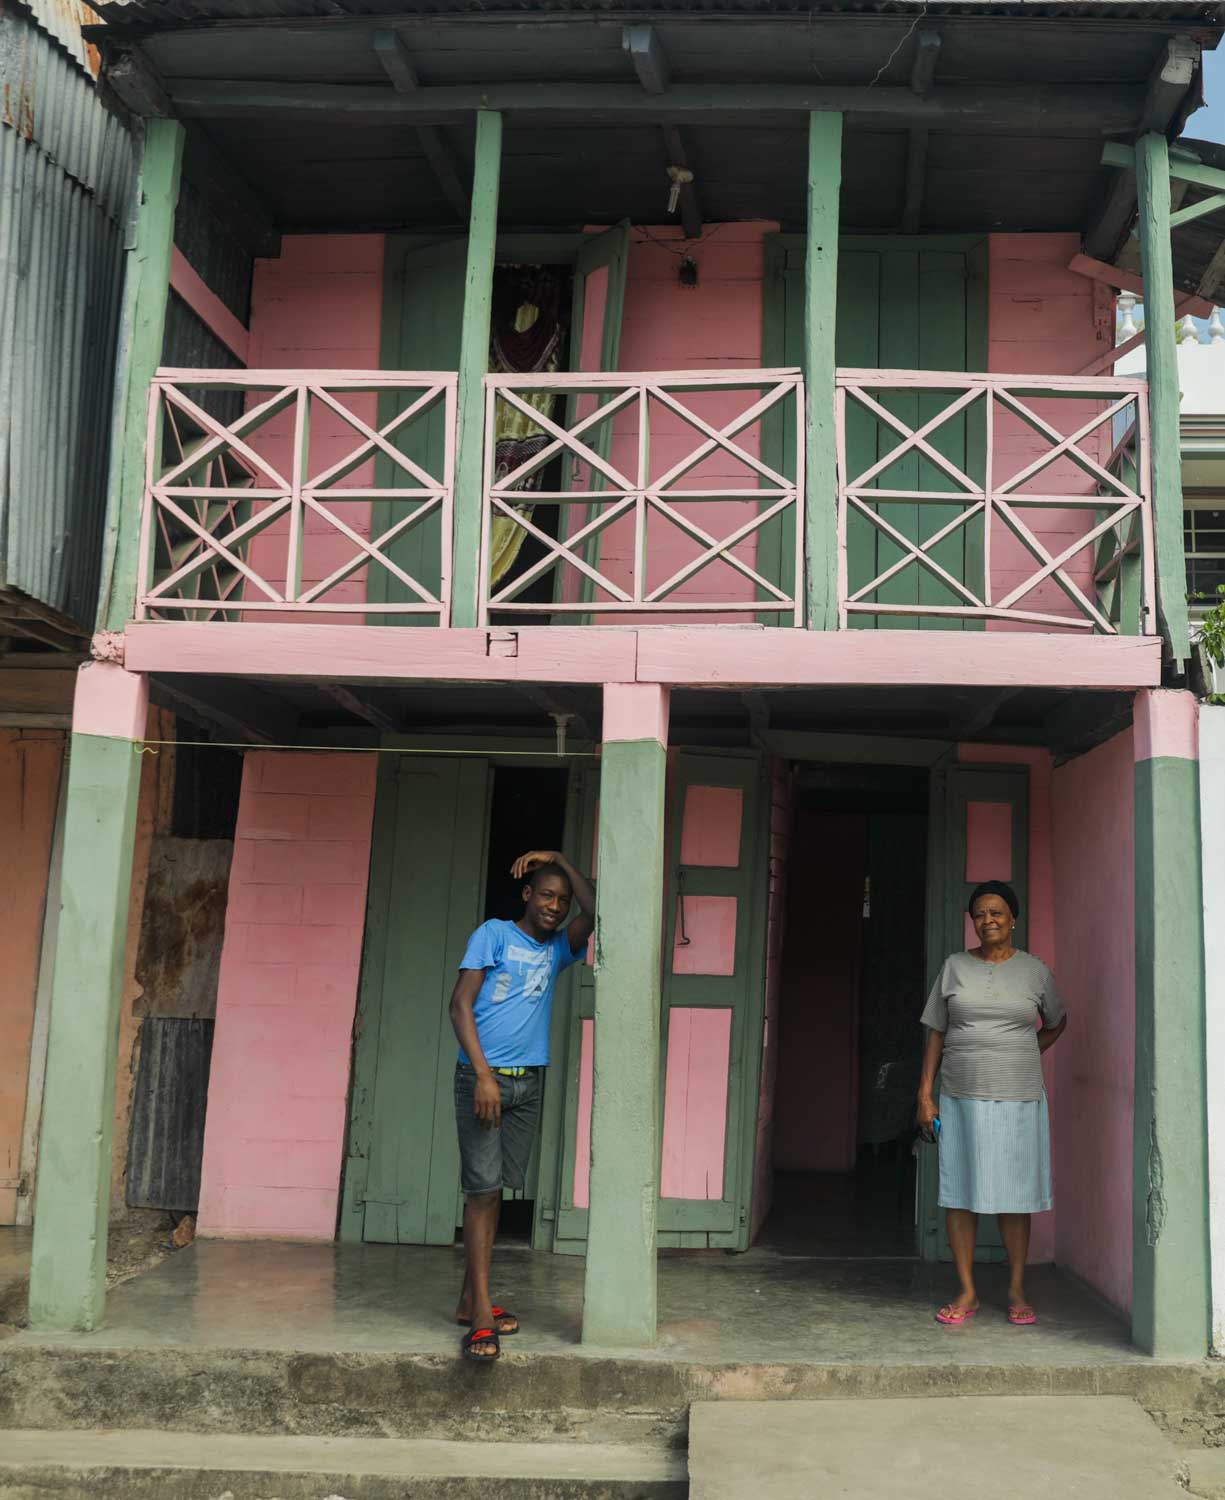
[687,1396,1190,1499]
[2,1343,1223,1448]
[0,1429,688,1499]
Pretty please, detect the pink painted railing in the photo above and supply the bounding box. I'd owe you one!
[479,369,805,624]
[834,369,1155,634]
[137,371,457,622]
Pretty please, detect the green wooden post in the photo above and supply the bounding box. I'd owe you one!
[804,112,843,631]
[1135,132,1191,669]
[1132,690,1210,1358]
[28,667,148,1330]
[97,119,185,633]
[582,685,668,1346]
[451,110,502,629]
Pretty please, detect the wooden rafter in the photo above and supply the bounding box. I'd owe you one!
[372,31,470,223]
[167,79,1145,133]
[623,26,702,240]
[1083,35,1200,261]
[901,26,940,233]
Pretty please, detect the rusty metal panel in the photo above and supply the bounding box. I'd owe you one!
[135,837,233,1020]
[0,3,134,631]
[125,1016,215,1212]
[18,0,102,78]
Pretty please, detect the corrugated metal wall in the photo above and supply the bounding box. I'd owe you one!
[0,2,134,631]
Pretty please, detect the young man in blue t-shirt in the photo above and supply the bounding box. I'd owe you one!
[449,848,594,1361]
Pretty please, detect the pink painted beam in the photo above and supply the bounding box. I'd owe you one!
[1133,689,1199,763]
[170,249,250,365]
[633,629,1162,689]
[72,661,149,741]
[121,621,1163,690]
[124,622,640,684]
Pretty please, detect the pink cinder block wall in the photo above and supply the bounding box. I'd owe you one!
[198,751,377,1239]
[958,743,1057,1263]
[598,222,779,621]
[1050,727,1135,1315]
[244,236,385,620]
[986,234,1114,631]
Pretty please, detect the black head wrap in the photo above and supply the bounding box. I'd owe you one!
[967,880,1020,919]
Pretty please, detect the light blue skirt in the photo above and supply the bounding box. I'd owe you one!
[938,1091,1053,1215]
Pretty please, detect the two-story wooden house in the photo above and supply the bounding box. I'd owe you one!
[24,0,1225,1361]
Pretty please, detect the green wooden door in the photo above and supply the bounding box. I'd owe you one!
[762,235,987,628]
[917,762,1030,1262]
[552,752,768,1253]
[372,239,467,622]
[340,754,491,1245]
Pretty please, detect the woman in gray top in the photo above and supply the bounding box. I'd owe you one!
[917,880,1068,1328]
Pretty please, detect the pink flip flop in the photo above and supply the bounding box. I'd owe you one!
[1008,1305,1037,1326]
[935,1304,978,1326]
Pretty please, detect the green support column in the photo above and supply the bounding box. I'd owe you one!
[1135,132,1191,669]
[582,684,668,1346]
[28,667,149,1330]
[451,109,502,628]
[1132,689,1210,1357]
[804,111,843,632]
[97,118,185,633]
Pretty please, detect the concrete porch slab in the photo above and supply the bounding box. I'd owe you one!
[687,1396,1189,1499]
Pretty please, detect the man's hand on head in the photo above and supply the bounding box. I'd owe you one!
[511,850,559,881]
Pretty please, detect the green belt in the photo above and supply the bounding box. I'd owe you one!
[494,1066,529,1077]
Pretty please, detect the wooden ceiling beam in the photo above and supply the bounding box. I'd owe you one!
[150,676,298,745]
[1197,237,1225,302]
[165,79,1145,133]
[1083,34,1200,261]
[623,27,702,240]
[322,683,397,730]
[372,31,471,224]
[909,25,942,96]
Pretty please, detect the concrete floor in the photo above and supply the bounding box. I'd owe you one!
[17,1238,1141,1366]
[0,1227,32,1324]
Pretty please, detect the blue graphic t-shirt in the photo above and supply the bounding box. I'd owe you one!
[457,918,585,1067]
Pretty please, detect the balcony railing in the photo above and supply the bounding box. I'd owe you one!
[478,369,805,625]
[135,365,1154,637]
[834,370,1155,634]
[137,370,456,622]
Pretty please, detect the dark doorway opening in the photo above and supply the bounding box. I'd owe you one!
[477,763,571,1242]
[763,764,929,1258]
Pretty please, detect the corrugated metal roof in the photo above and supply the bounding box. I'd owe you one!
[0,5,134,631]
[16,0,104,79]
[87,0,1225,29]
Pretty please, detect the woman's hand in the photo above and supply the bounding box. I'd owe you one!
[917,1094,939,1142]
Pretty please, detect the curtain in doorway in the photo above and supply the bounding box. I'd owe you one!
[488,266,567,588]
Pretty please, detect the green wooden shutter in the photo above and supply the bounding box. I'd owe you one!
[340,754,491,1245]
[372,238,467,621]
[761,235,987,629]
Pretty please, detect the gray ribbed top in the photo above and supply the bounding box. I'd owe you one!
[921,949,1065,1102]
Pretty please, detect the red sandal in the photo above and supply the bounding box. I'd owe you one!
[461,1327,500,1362]
[457,1305,519,1335]
[935,1303,978,1326]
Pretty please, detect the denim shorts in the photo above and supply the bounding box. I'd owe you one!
[454,1063,542,1196]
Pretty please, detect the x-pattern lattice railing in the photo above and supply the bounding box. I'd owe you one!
[137,370,457,621]
[479,369,805,623]
[834,369,1154,633]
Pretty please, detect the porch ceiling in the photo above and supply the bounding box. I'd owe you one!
[147,670,1132,760]
[91,7,1223,237]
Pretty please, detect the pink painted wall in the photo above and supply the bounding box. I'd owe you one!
[244,236,385,620]
[0,731,62,1223]
[751,761,792,1240]
[596,223,779,621]
[198,751,377,1238]
[1050,728,1136,1315]
[773,810,865,1174]
[958,743,1057,1263]
[986,234,1114,631]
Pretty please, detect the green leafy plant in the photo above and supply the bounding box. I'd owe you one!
[1201,584,1225,670]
